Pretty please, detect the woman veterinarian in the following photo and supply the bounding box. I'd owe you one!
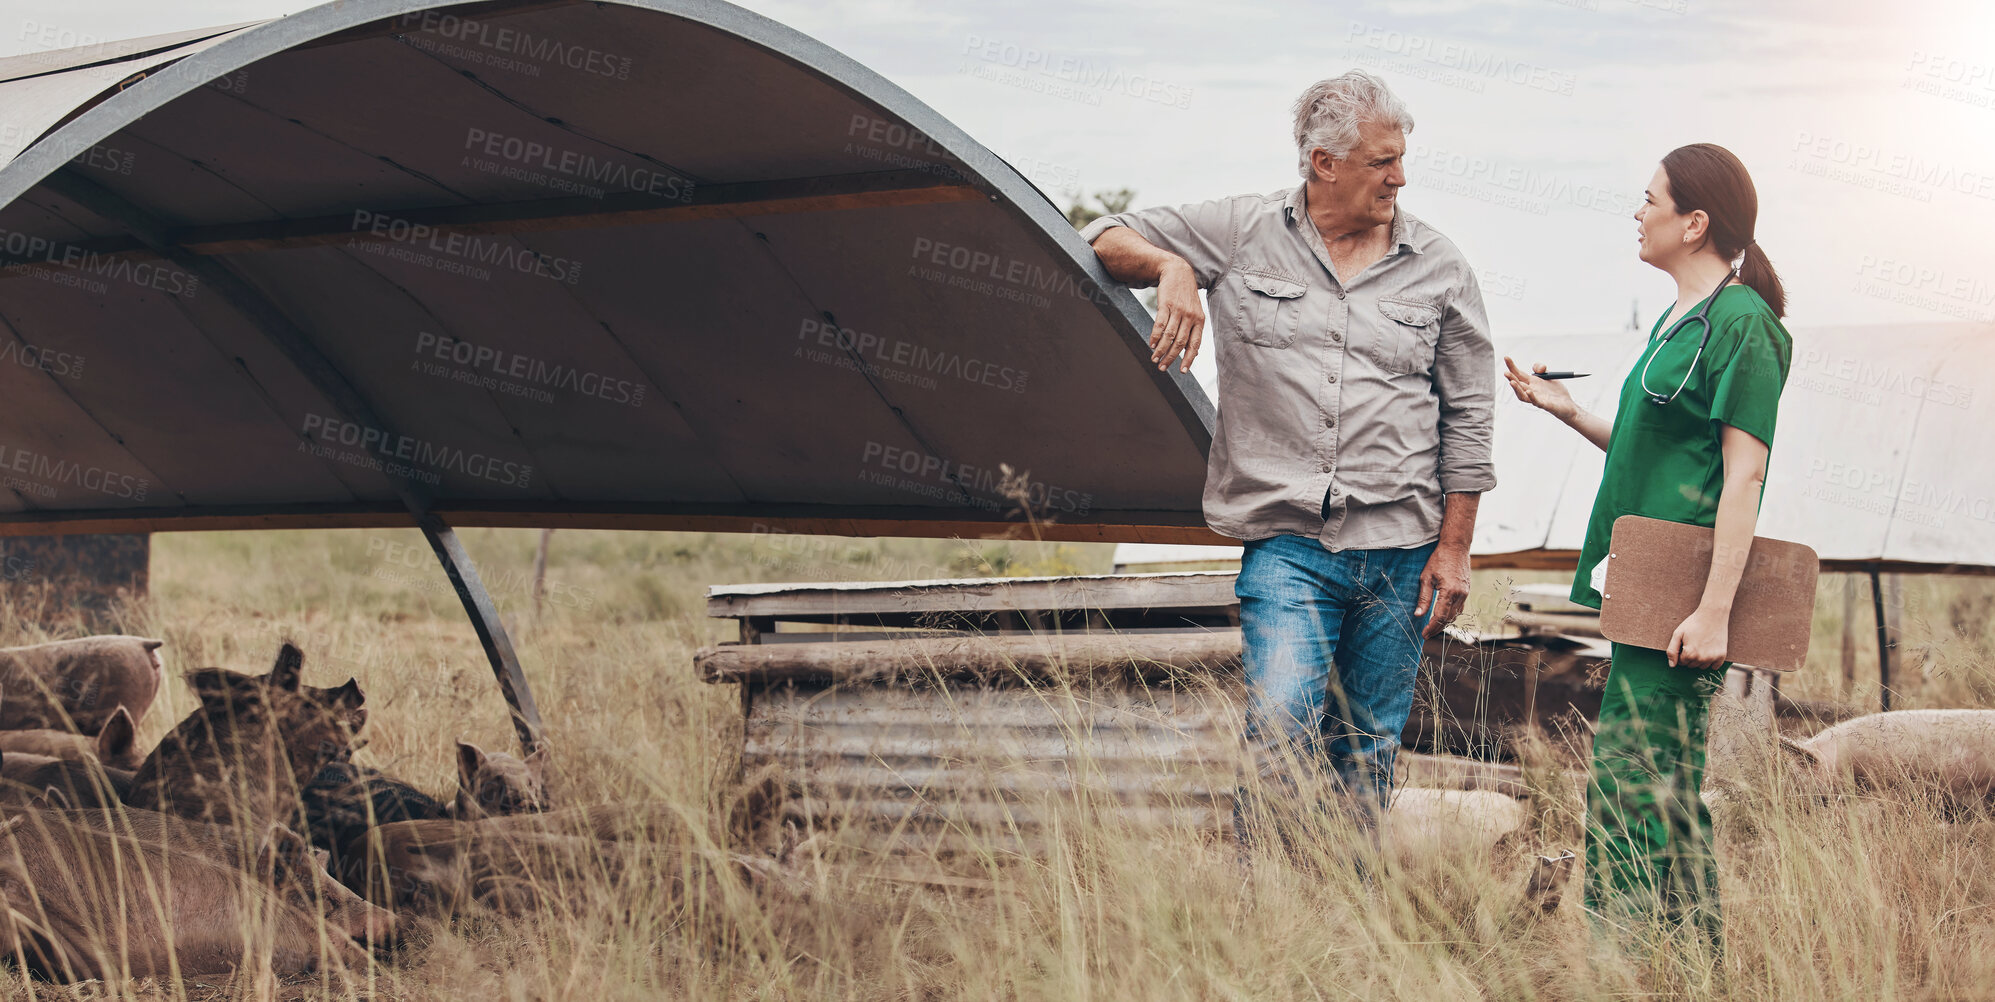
[1504,143,1791,951]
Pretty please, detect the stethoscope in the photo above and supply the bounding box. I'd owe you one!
[1637,260,1741,406]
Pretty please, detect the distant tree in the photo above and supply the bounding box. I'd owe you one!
[1065,188,1137,230]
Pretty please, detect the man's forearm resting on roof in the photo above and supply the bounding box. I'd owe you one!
[1089,224,1191,288]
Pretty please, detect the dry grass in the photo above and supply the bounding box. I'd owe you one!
[0,526,1989,1000]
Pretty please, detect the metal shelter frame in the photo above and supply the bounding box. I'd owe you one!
[0,0,1236,753]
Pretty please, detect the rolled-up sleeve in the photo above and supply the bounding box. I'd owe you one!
[1434,265,1497,494]
[1078,199,1240,289]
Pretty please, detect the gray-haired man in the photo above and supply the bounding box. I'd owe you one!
[1080,71,1497,846]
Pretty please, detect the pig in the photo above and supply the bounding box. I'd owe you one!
[453,740,552,819]
[0,705,141,770]
[0,810,394,981]
[125,642,366,831]
[298,758,450,887]
[0,635,163,732]
[0,749,133,809]
[1779,709,1995,809]
[1384,788,1528,859]
[347,804,686,914]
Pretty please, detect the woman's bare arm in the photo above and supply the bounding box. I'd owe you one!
[1666,424,1771,668]
[1502,357,1612,451]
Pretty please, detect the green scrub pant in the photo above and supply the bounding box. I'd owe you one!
[1585,642,1728,943]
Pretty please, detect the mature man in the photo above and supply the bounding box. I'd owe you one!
[1080,71,1496,844]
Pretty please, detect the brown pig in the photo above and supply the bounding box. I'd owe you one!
[0,705,142,770]
[0,635,163,732]
[0,810,394,981]
[348,804,687,914]
[452,740,552,819]
[0,749,133,809]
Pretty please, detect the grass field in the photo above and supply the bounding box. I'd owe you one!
[2,526,1993,1001]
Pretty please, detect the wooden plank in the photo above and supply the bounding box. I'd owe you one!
[1502,609,1604,638]
[0,171,983,276]
[697,629,1243,684]
[707,571,1240,620]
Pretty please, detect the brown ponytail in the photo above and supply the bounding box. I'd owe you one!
[1660,143,1787,318]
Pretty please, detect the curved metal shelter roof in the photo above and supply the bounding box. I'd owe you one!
[0,0,1220,546]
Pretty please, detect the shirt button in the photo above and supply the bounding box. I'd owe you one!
[1336,290,1347,300]
[1331,331,1343,342]
[1328,373,1338,383]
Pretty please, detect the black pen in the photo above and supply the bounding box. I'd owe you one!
[1535,371,1590,380]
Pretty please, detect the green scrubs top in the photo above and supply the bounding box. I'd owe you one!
[1569,283,1792,610]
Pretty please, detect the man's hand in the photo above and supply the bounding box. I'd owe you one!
[1150,260,1205,373]
[1413,542,1470,639]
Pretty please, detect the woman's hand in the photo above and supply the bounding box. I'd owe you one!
[1667,604,1730,669]
[1503,357,1578,422]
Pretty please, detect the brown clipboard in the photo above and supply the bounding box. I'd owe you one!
[1596,515,1819,672]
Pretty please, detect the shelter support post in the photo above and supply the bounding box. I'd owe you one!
[1870,567,1892,711]
[419,514,545,754]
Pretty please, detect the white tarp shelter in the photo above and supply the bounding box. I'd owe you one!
[1117,322,1995,575]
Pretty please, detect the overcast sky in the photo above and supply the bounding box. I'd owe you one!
[5,0,1992,351]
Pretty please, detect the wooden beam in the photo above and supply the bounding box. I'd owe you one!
[706,571,1239,621]
[0,170,982,276]
[0,504,1230,545]
[695,629,1245,685]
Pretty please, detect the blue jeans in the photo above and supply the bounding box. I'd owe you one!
[1233,534,1435,842]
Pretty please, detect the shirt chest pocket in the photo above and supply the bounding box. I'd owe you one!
[1232,269,1307,349]
[1372,296,1443,375]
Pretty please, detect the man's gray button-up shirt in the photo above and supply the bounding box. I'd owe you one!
[1080,186,1497,552]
